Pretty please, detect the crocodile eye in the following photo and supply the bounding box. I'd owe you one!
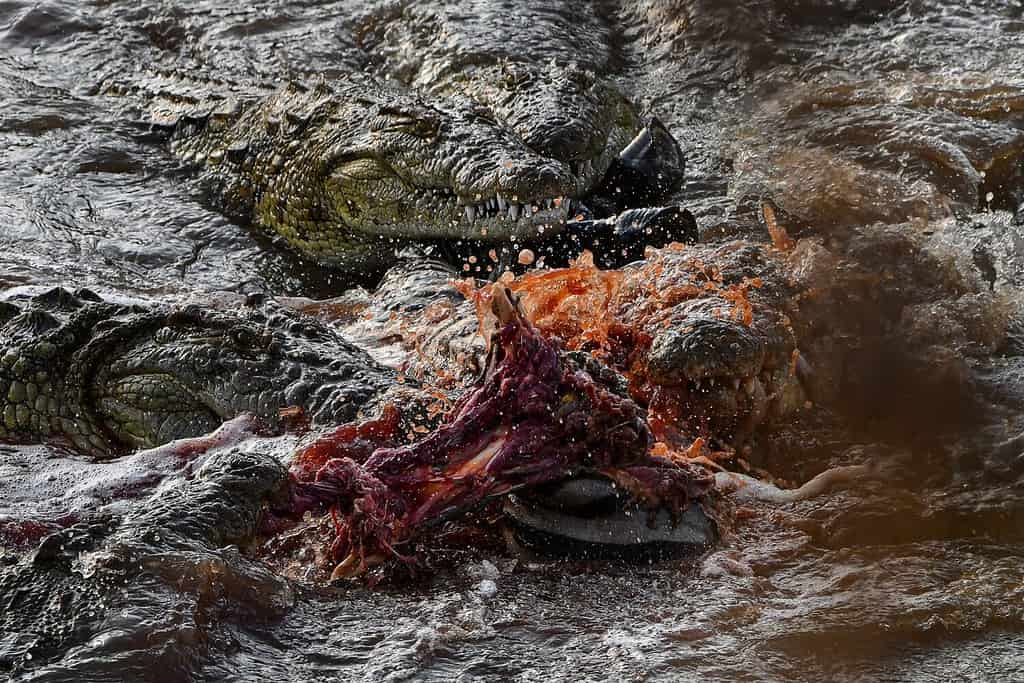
[372,108,439,139]
[501,63,534,90]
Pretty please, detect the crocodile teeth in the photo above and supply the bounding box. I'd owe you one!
[455,195,572,222]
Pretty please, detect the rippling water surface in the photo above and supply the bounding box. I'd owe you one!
[2,1,1024,680]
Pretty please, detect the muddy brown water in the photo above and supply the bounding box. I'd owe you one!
[2,1,1024,680]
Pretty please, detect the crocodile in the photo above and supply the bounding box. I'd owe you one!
[111,8,687,275]
[0,424,295,676]
[0,233,817,571]
[0,286,393,458]
[153,74,579,273]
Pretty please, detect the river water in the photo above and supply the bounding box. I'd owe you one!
[2,1,1024,681]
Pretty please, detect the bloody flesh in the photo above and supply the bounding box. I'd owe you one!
[270,286,713,578]
[489,248,780,455]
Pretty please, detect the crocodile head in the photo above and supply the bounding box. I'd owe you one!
[86,305,395,454]
[0,288,393,456]
[319,90,584,244]
[633,244,809,447]
[172,76,616,272]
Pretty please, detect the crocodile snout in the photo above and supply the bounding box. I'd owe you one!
[647,317,768,385]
